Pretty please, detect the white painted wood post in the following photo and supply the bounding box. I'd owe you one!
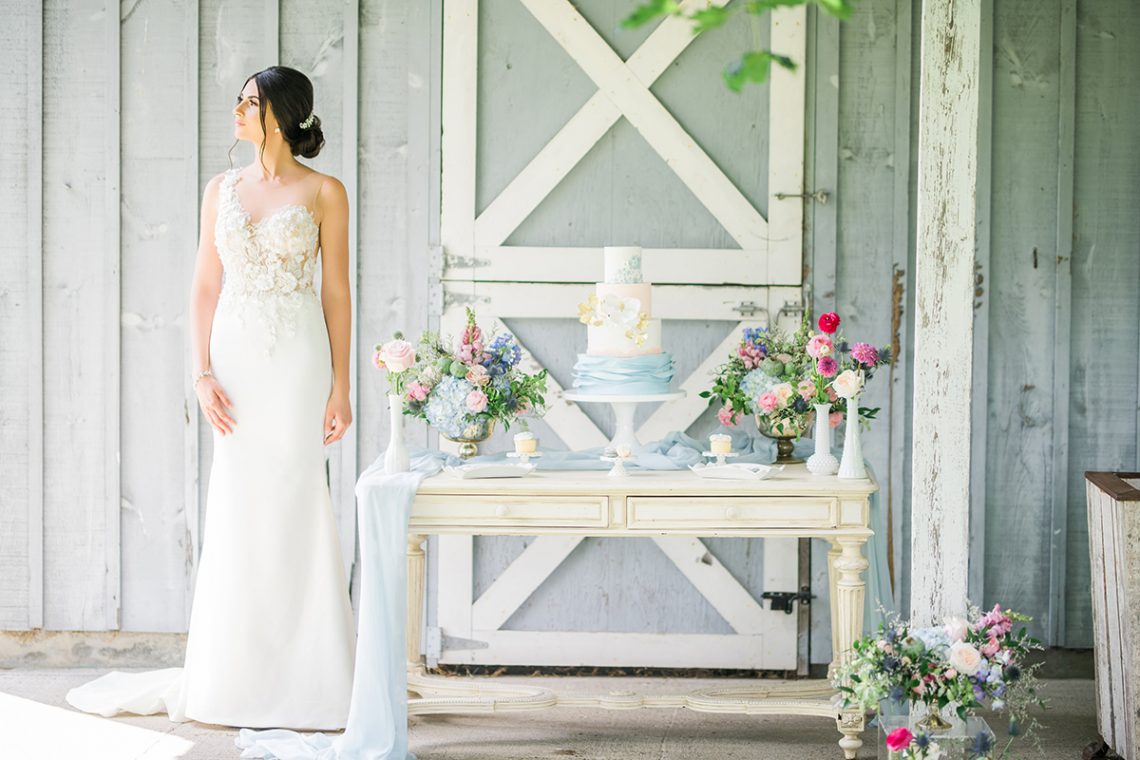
[909,0,982,626]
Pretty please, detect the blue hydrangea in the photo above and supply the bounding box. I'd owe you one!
[740,368,785,413]
[912,625,950,654]
[484,333,522,370]
[423,375,479,438]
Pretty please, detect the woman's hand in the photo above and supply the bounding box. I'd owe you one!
[196,376,236,435]
[324,389,353,444]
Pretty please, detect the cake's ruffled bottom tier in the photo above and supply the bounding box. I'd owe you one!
[571,353,675,395]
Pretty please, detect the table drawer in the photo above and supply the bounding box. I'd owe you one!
[411,494,609,528]
[626,496,838,530]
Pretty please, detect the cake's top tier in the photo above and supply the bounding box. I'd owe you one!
[603,246,643,284]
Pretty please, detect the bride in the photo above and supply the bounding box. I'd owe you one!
[66,65,357,731]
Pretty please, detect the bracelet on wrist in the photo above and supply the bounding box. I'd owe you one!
[193,368,213,387]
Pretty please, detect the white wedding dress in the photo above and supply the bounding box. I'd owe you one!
[66,166,357,731]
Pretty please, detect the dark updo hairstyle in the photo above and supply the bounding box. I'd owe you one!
[230,65,325,168]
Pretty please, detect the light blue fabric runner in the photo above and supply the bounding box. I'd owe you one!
[234,428,894,759]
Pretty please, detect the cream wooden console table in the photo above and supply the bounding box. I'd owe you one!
[404,465,876,758]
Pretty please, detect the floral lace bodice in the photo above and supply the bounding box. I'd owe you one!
[215,167,320,353]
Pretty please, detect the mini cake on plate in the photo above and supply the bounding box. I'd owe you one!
[513,431,538,454]
[710,434,732,455]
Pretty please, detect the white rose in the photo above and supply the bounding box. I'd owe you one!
[944,616,969,643]
[772,382,794,405]
[831,369,863,399]
[948,641,982,675]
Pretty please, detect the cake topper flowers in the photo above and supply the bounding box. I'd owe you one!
[577,293,649,346]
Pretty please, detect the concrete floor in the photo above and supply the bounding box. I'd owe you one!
[0,668,1101,759]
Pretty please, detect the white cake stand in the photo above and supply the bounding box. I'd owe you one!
[563,390,686,451]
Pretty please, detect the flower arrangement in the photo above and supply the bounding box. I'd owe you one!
[372,334,417,396]
[884,725,998,760]
[836,605,1046,759]
[399,307,548,441]
[700,310,892,432]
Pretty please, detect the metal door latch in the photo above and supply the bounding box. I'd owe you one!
[774,189,830,204]
[762,586,815,614]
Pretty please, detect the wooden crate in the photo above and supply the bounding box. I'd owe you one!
[1086,472,1140,760]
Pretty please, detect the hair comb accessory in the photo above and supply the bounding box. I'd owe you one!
[299,110,316,130]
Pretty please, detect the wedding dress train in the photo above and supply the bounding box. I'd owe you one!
[66,165,356,731]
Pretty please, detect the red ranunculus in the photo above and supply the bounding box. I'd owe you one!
[886,727,914,751]
[818,311,841,334]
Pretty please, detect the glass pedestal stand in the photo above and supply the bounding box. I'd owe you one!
[563,391,686,452]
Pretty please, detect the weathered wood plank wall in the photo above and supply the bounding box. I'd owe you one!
[2,0,1137,658]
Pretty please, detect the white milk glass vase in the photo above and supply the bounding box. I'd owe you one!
[838,393,867,479]
[384,393,410,473]
[806,402,839,476]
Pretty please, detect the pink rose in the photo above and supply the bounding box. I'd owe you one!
[948,641,983,676]
[945,668,958,679]
[829,411,843,429]
[466,364,490,386]
[465,389,488,413]
[981,636,1001,657]
[807,334,834,359]
[757,392,779,413]
[817,356,838,377]
[378,339,416,373]
[885,727,913,752]
[717,406,738,427]
[818,312,841,335]
[797,379,815,400]
[406,382,428,402]
[944,616,969,643]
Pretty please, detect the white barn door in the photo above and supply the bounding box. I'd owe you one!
[434,0,807,670]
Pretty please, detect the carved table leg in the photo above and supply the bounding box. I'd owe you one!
[827,539,841,682]
[407,533,427,686]
[834,537,869,759]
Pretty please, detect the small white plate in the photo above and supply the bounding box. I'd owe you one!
[689,462,784,481]
[444,462,536,479]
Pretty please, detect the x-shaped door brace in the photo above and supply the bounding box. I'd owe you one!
[476,0,764,250]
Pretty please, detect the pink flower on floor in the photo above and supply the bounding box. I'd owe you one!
[757,392,779,413]
[466,389,488,413]
[406,382,428,402]
[807,334,834,359]
[817,356,838,377]
[886,727,913,752]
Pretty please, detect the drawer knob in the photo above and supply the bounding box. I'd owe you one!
[495,504,509,517]
[725,506,739,519]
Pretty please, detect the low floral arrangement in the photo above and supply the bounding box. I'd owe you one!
[700,310,891,433]
[836,605,1046,759]
[375,308,548,441]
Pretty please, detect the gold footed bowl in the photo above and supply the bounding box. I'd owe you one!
[755,414,807,464]
[915,703,953,732]
[441,418,497,459]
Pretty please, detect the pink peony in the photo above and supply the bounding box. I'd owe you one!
[466,364,490,386]
[818,312,841,334]
[718,406,739,427]
[465,389,488,413]
[757,392,779,413]
[885,727,913,752]
[406,382,428,402]
[817,356,838,377]
[377,339,416,373]
[851,342,879,366]
[806,334,834,359]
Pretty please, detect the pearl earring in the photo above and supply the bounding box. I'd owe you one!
[274,127,281,133]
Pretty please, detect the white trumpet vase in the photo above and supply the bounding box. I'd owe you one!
[838,394,867,480]
[383,393,410,473]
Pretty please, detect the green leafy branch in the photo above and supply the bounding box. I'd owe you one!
[621,0,856,92]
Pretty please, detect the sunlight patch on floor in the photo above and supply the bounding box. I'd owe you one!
[0,692,195,760]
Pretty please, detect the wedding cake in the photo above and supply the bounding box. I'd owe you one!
[573,246,674,395]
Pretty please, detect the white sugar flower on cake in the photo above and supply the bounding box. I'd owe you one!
[577,293,649,346]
